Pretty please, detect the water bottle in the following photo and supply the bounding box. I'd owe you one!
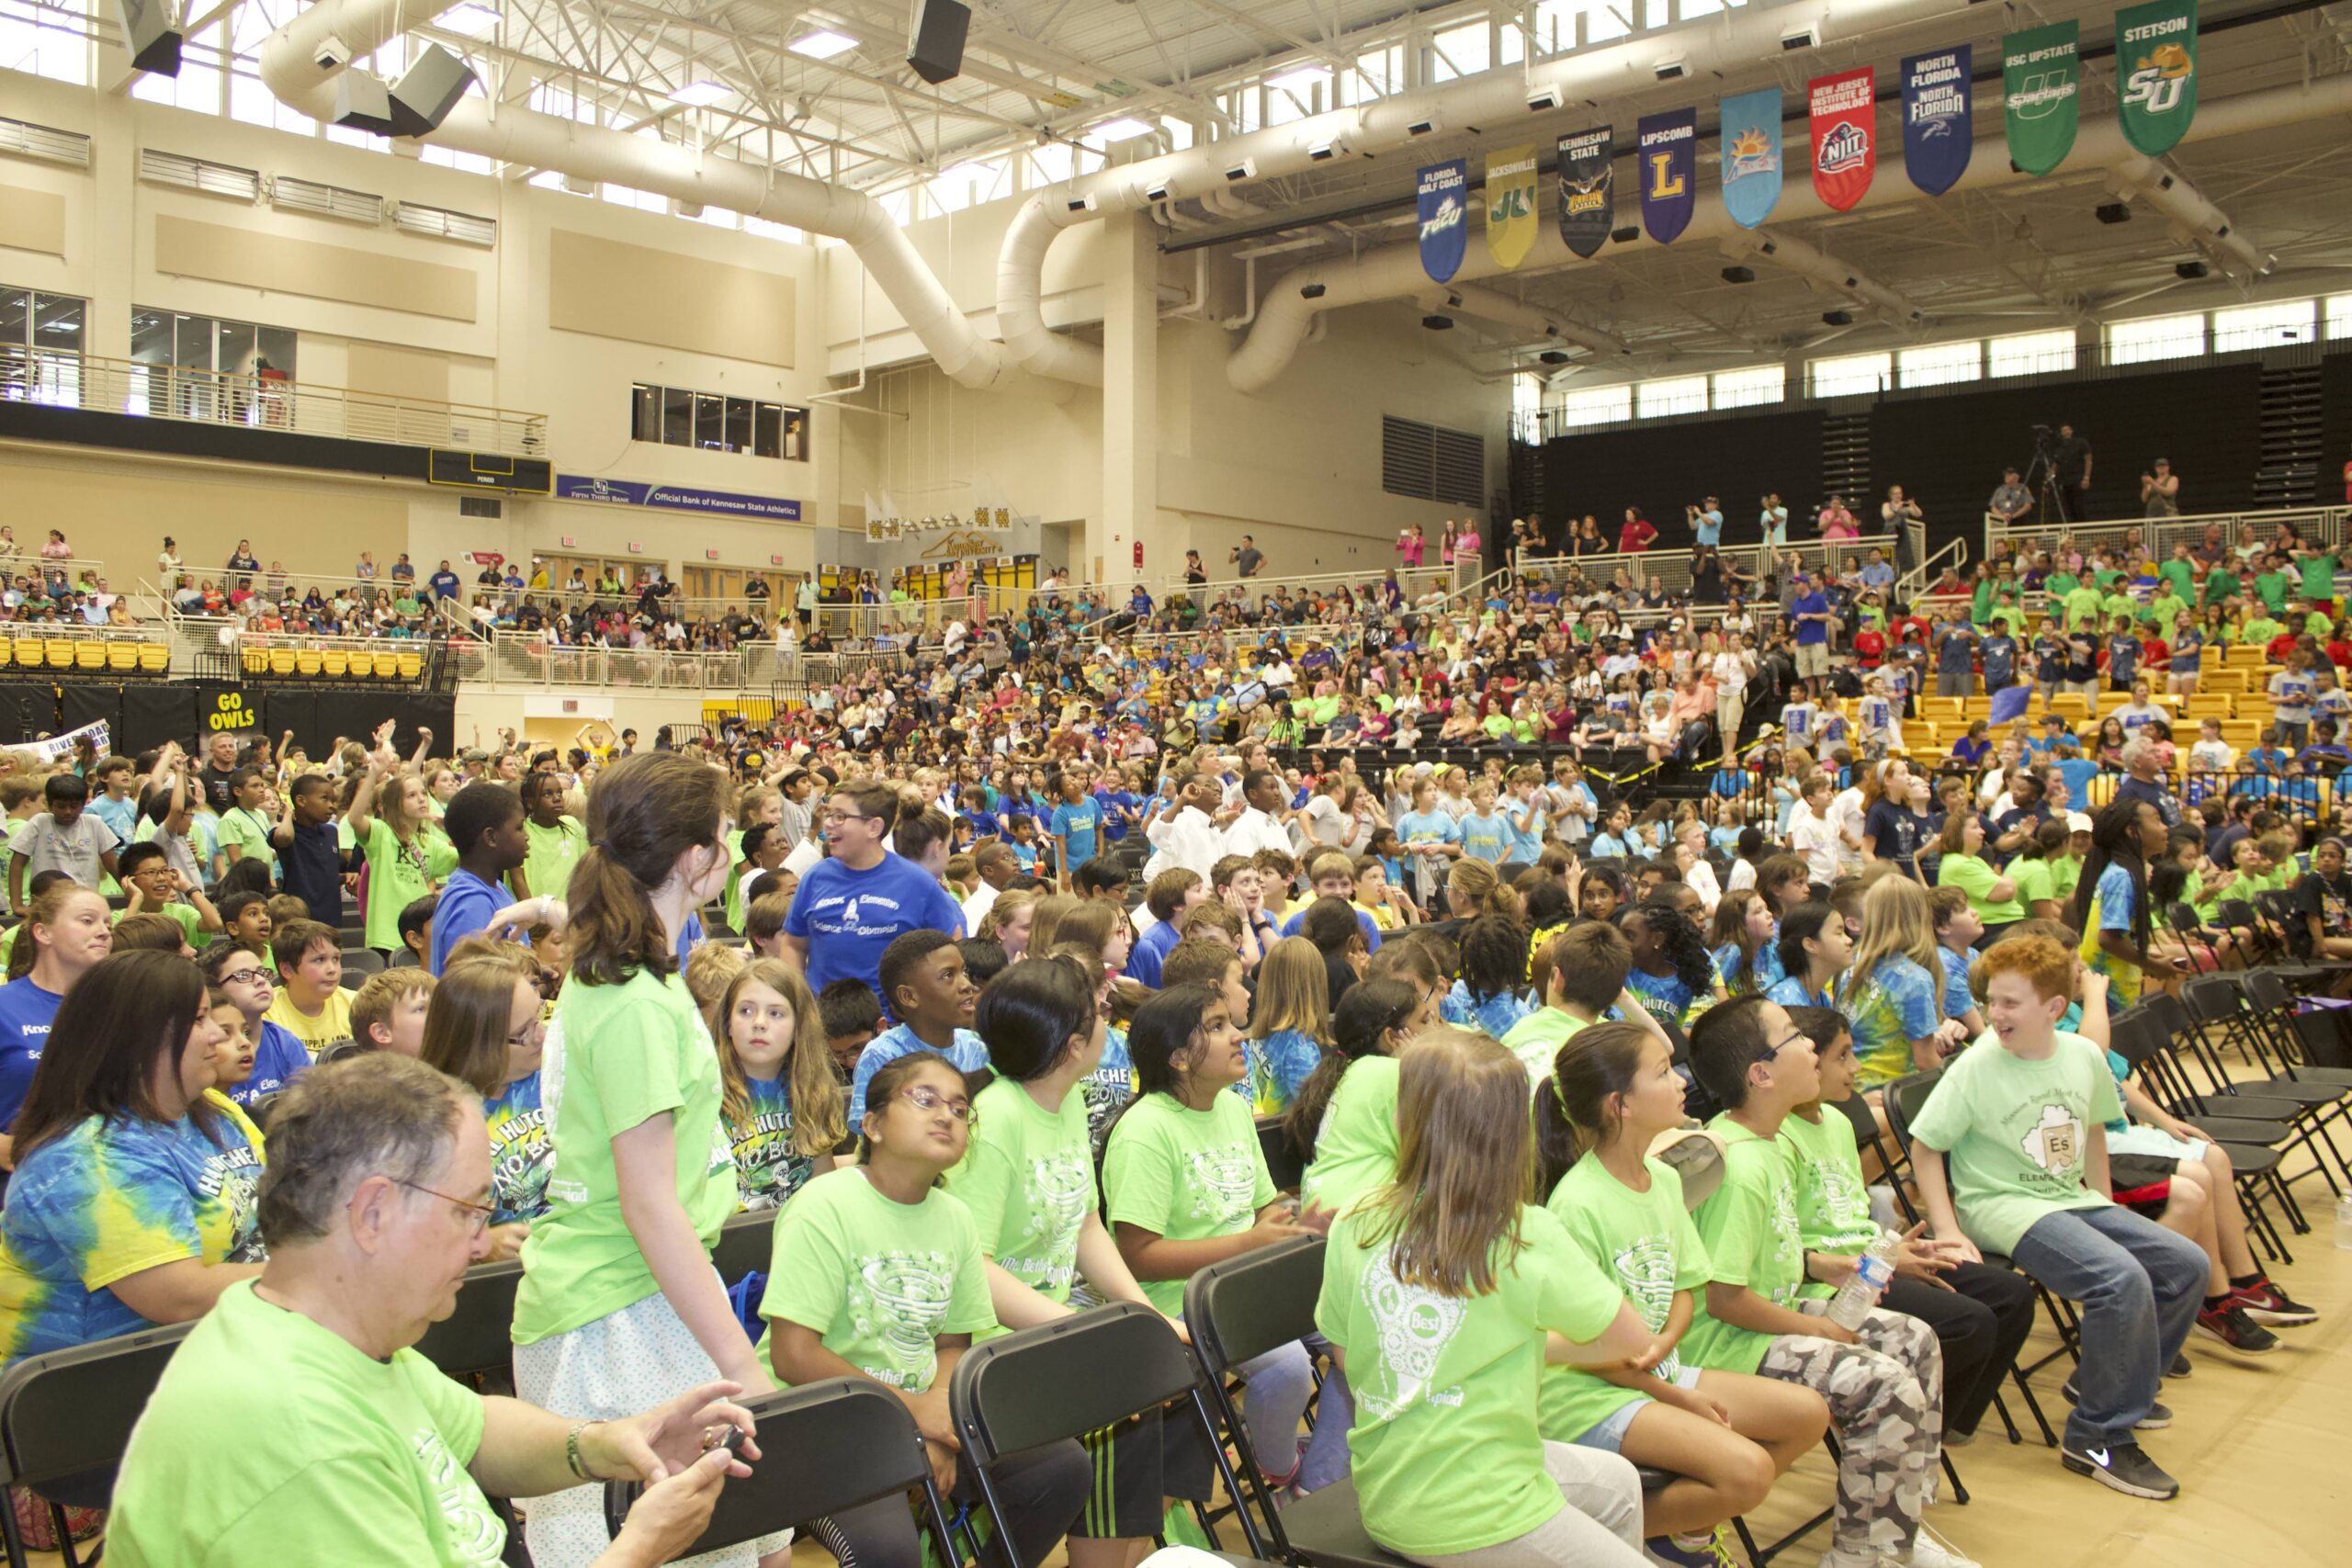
[2335,1195,2352,1251]
[1826,1229,1901,1330]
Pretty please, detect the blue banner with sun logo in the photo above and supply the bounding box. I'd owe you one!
[1717,88,1782,230]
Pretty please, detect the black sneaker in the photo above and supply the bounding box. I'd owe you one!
[2059,1377,2173,1428]
[2196,1302,2281,1356]
[2166,1351,2191,1378]
[2063,1440,2180,1500]
[2232,1280,2320,1327]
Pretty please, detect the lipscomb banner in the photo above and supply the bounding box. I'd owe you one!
[2117,0,2199,155]
[1557,128,1614,259]
[2004,21,2081,176]
[1901,46,1973,197]
[1717,88,1783,230]
[1808,67,1877,212]
[1636,109,1696,244]
[1484,144,1539,269]
[1416,157,1469,283]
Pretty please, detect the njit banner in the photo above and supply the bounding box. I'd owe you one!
[1416,157,1469,283]
[1636,109,1696,244]
[1556,128,1614,259]
[1483,144,1539,270]
[2117,0,2199,155]
[1901,46,1973,197]
[1808,68,1877,212]
[1717,88,1783,230]
[2003,21,2080,176]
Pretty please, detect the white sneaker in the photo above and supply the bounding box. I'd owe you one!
[1901,1527,1982,1568]
[1816,1550,1879,1568]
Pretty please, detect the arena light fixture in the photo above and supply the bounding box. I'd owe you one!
[669,81,732,107]
[787,30,857,61]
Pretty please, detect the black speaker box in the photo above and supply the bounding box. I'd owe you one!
[390,44,477,138]
[114,0,183,76]
[907,0,968,85]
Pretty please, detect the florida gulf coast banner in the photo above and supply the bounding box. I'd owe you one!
[2117,0,2199,155]
[1557,127,1613,259]
[1417,157,1468,283]
[1808,67,1876,212]
[1902,46,1973,197]
[1717,88,1782,231]
[1484,144,1538,269]
[2004,20,2080,176]
[1636,109,1695,244]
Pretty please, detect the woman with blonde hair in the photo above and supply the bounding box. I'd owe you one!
[420,941,548,1261]
[1052,898,1133,976]
[978,886,1040,960]
[711,957,845,1210]
[347,760,453,962]
[1026,892,1083,958]
[1444,855,1523,924]
[1247,936,1332,1114]
[1836,877,1968,1087]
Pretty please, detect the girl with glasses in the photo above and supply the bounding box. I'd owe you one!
[199,938,311,1108]
[421,943,551,1262]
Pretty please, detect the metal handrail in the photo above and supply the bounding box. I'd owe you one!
[1509,534,1899,597]
[1899,536,1972,601]
[1161,561,1460,605]
[1986,504,2349,566]
[0,343,548,458]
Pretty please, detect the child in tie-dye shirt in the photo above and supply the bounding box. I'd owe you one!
[715,959,848,1212]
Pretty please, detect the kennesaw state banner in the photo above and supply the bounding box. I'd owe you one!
[1636,109,1696,243]
[2117,0,2199,155]
[1417,157,1469,283]
[2003,21,2080,175]
[1902,46,1973,197]
[1808,67,1876,211]
[1483,144,1539,269]
[1557,128,1614,259]
[1717,88,1782,230]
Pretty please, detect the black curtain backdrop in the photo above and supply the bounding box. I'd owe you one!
[0,684,59,744]
[1540,408,1826,553]
[2323,347,2352,504]
[12,683,454,763]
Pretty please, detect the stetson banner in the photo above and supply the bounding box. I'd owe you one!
[1717,88,1782,230]
[1557,128,1614,259]
[1416,157,1469,283]
[1636,109,1696,243]
[1902,46,1973,197]
[1808,67,1876,211]
[2004,21,2080,175]
[1483,144,1539,269]
[2117,0,2199,155]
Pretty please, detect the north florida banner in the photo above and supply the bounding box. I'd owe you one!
[1636,109,1695,243]
[1808,67,1876,212]
[2117,0,2199,155]
[1484,144,1539,270]
[1717,88,1782,230]
[1417,157,1469,282]
[1557,128,1614,259]
[2004,21,2080,176]
[1902,46,1973,197]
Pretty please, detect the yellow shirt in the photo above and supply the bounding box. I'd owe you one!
[265,987,355,1059]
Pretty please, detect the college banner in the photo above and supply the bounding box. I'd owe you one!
[1636,109,1696,243]
[1717,88,1783,230]
[1416,157,1469,283]
[2003,21,2080,176]
[2117,0,2199,155]
[1901,46,1973,197]
[1482,144,1539,269]
[1807,67,1876,211]
[1556,127,1614,258]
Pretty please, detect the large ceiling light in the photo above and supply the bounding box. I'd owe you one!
[435,3,503,35]
[788,30,858,61]
[669,81,732,107]
[1091,117,1155,141]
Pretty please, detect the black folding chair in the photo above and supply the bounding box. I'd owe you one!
[605,1379,958,1562]
[1258,1115,1306,1195]
[0,1322,190,1568]
[2177,977,2352,1191]
[413,1258,524,1386]
[2109,1007,2299,1262]
[948,1303,1255,1568]
[712,1206,774,1288]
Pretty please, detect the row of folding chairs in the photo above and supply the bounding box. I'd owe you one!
[0,638,168,675]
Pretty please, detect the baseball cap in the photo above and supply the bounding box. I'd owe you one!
[2067,812,2093,832]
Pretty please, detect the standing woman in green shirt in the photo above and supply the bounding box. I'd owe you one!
[509,753,783,1568]
[1314,1028,1660,1568]
[345,761,448,962]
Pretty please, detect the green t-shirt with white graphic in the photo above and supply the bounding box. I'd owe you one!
[946,1076,1097,1325]
[1315,1202,1623,1559]
[1538,1156,1712,1442]
[1299,1056,1399,1216]
[1498,1009,1589,1083]
[1778,1108,1881,1300]
[1102,1089,1275,1315]
[1682,1117,1805,1375]
[1905,1032,2121,1256]
[759,1167,995,1391]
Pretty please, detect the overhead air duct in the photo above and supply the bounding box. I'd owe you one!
[1415,284,1629,357]
[259,0,1011,389]
[1718,230,1924,326]
[2109,154,2273,279]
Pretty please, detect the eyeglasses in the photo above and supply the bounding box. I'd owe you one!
[1766,1031,1815,1059]
[216,967,270,987]
[896,1085,977,1123]
[395,1178,496,1235]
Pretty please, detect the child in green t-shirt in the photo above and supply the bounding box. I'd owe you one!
[1685,997,1966,1568]
[1908,936,2206,1503]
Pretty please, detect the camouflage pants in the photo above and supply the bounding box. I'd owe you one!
[1755,1302,1944,1558]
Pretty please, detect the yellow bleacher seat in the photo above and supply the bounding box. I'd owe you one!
[295,649,322,677]
[242,646,268,675]
[71,641,101,671]
[105,643,134,672]
[321,649,348,678]
[374,651,401,679]
[45,638,73,669]
[395,651,421,681]
[268,649,297,677]
[137,644,167,674]
[0,640,13,671]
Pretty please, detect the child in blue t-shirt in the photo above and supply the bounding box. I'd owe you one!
[1007,817,1042,875]
[1457,779,1514,865]
[1047,776,1101,874]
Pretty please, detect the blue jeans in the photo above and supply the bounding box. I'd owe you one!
[2008,1203,2206,1450]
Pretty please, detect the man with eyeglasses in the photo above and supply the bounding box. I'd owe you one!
[782,781,965,1002]
[109,1054,755,1567]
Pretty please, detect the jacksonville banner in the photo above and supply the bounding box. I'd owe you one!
[1556,127,1614,258]
[1901,46,1973,197]
[1416,156,1468,283]
[1808,67,1876,211]
[1636,108,1696,243]
[2117,0,2199,155]
[1483,144,1539,270]
[1717,88,1782,230]
[2004,21,2080,175]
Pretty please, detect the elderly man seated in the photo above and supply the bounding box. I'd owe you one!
[109,1055,756,1567]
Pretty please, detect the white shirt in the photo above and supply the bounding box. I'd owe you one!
[1142,805,1225,881]
[1710,650,1753,695]
[1684,860,1723,916]
[1789,803,1840,887]
[961,882,1001,932]
[1825,787,1868,872]
[1225,807,1293,860]
[1298,795,1350,853]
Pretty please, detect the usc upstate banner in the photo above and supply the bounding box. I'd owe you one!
[1483,145,1539,270]
[2117,0,2199,155]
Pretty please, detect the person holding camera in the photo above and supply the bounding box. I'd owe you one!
[2051,423,2093,521]
[2140,458,2180,519]
[1760,493,1790,550]
[1687,496,1724,550]
[1230,536,1265,579]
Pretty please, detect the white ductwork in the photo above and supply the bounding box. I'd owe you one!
[1418,284,1630,358]
[259,0,1011,389]
[1228,73,2352,392]
[998,197,1103,385]
[1719,230,1925,326]
[2109,155,2272,279]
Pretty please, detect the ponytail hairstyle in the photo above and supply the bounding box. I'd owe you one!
[1627,895,1715,998]
[2073,796,2154,953]
[1773,902,1840,988]
[969,953,1098,1092]
[7,883,107,982]
[1533,1021,1661,1194]
[1354,1029,1535,1298]
[713,958,843,1156]
[2018,816,2070,864]
[1457,912,1530,1005]
[1284,976,1419,1164]
[1447,856,1521,921]
[569,751,730,986]
[1707,889,1768,994]
[1838,876,1941,1009]
[977,887,1039,945]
